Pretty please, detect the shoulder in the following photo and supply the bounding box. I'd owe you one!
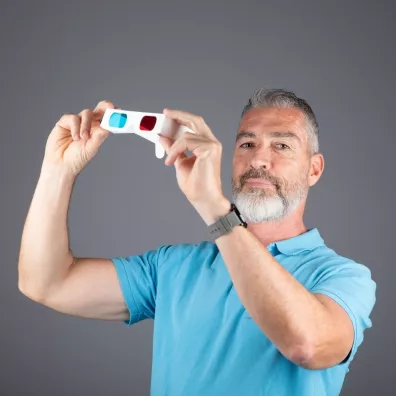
[308,245,374,280]
[302,244,376,307]
[288,241,375,296]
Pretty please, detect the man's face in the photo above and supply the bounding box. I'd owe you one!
[232,107,313,223]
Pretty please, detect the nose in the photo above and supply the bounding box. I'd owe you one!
[249,145,272,170]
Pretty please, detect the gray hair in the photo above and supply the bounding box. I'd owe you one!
[241,88,319,154]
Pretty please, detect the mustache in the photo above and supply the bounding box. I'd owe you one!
[240,169,281,188]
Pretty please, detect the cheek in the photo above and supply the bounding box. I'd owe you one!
[232,157,247,173]
[271,158,297,175]
[273,161,308,185]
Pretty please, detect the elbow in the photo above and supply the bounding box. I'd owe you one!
[18,283,44,304]
[286,341,319,370]
[18,276,48,304]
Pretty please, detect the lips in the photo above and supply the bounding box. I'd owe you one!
[245,178,275,187]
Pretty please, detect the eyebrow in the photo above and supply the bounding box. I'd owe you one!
[235,131,301,144]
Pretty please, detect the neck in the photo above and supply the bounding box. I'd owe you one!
[246,202,307,247]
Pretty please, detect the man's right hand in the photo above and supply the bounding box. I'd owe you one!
[42,100,118,177]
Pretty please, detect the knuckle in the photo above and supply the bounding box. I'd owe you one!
[186,120,195,129]
[99,99,113,107]
[61,113,79,124]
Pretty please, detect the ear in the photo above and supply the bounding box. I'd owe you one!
[308,153,325,187]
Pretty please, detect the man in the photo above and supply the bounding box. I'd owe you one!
[18,89,376,396]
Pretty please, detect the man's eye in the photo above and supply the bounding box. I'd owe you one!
[240,142,254,148]
[275,143,290,150]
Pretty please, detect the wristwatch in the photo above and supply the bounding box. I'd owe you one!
[208,203,248,241]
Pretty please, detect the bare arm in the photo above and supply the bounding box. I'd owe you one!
[18,164,128,321]
[18,100,129,321]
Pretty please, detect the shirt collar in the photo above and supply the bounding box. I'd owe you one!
[268,228,325,256]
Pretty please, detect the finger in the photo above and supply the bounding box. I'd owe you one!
[92,100,116,121]
[56,114,81,141]
[159,135,188,166]
[165,135,203,166]
[90,125,110,147]
[78,109,93,140]
[163,108,212,138]
[158,135,173,152]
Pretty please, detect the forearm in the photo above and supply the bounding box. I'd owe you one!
[18,163,76,299]
[217,226,328,358]
[200,201,329,362]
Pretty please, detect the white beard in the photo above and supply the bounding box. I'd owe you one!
[232,185,306,223]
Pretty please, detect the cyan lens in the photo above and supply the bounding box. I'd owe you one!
[109,112,127,128]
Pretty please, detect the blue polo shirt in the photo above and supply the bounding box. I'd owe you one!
[111,228,376,396]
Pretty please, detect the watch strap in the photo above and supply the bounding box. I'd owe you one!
[208,203,247,241]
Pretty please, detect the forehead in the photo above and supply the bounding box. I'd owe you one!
[238,107,307,138]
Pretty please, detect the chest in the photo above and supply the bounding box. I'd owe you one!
[156,255,270,347]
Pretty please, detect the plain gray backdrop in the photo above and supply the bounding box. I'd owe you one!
[1,0,395,395]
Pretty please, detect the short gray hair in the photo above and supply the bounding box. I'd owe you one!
[241,88,319,154]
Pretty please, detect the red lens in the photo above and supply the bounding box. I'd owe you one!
[140,116,157,131]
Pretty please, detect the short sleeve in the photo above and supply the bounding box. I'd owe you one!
[310,260,377,367]
[111,244,169,326]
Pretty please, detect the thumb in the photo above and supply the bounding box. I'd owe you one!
[90,127,110,148]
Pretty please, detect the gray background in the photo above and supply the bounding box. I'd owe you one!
[1,0,394,395]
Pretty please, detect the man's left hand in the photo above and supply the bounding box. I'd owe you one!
[158,108,230,224]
